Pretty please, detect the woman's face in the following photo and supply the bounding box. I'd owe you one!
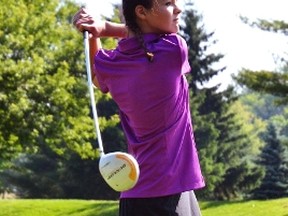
[140,0,182,34]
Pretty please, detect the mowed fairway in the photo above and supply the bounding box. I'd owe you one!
[0,198,287,216]
[0,199,118,216]
[200,198,288,216]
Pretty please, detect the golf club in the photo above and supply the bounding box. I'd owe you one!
[83,31,140,192]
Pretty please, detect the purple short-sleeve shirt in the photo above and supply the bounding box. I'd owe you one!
[94,33,205,198]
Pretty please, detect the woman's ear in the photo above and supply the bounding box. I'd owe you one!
[135,5,148,20]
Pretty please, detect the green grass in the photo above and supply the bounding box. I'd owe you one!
[0,199,118,216]
[0,198,287,216]
[200,198,288,216]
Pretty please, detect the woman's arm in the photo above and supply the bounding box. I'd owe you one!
[72,8,128,88]
[89,37,101,88]
[100,21,128,38]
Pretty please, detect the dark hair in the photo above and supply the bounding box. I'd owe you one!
[122,0,154,62]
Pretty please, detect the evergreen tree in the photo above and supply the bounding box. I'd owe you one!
[234,17,288,105]
[181,3,263,200]
[3,147,119,199]
[252,123,288,199]
[235,68,288,105]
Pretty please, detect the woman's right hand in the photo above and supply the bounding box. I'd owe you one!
[72,7,105,38]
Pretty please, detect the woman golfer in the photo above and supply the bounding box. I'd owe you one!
[73,0,205,215]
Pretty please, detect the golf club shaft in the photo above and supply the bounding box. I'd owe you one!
[83,31,104,156]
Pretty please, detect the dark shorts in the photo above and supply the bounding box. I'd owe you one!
[119,193,181,216]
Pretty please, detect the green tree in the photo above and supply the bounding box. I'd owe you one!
[239,92,285,120]
[240,92,288,142]
[218,100,266,199]
[3,148,119,199]
[0,0,97,163]
[252,123,288,199]
[270,107,288,141]
[235,69,288,105]
[0,0,124,199]
[181,3,264,200]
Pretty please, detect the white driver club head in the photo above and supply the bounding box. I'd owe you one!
[99,152,140,192]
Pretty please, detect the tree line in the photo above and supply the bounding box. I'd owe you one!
[0,0,287,200]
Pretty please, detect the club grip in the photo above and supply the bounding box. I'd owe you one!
[83,30,89,39]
